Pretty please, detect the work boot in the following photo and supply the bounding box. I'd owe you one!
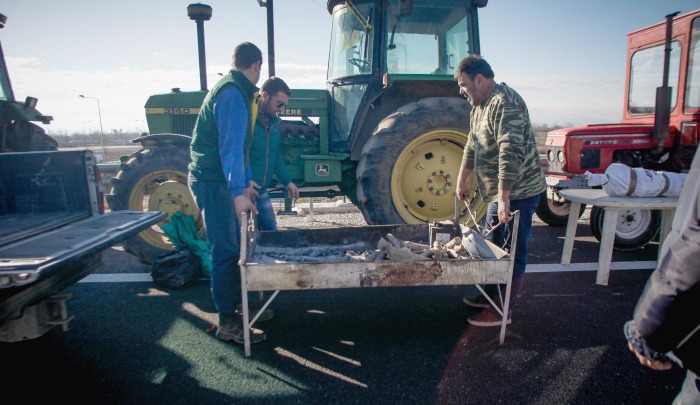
[466,274,526,327]
[215,313,266,344]
[462,294,494,308]
[235,304,274,322]
[467,306,511,327]
[462,284,502,309]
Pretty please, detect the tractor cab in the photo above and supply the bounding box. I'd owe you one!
[325,0,484,155]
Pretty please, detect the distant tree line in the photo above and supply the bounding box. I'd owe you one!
[48,129,146,148]
[532,123,571,133]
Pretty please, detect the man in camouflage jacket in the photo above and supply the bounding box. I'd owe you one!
[455,55,546,327]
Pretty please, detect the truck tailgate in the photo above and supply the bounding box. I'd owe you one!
[0,210,166,287]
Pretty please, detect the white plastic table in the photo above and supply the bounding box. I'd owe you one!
[559,189,678,286]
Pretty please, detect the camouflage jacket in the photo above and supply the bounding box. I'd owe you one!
[461,83,546,202]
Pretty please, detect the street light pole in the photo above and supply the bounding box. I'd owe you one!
[79,94,107,161]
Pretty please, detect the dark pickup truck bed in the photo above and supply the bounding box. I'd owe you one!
[0,150,166,341]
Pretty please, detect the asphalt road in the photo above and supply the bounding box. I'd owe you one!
[1,219,685,404]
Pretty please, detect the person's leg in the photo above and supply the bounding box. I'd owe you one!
[463,201,501,308]
[484,201,504,298]
[188,174,266,343]
[466,194,539,326]
[502,193,539,316]
[188,175,239,315]
[484,201,504,246]
[255,191,278,231]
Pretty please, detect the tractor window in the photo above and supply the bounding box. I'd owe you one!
[685,16,700,110]
[330,83,367,151]
[628,41,681,115]
[385,0,470,75]
[328,2,375,79]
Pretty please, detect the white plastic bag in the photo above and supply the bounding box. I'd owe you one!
[586,163,687,197]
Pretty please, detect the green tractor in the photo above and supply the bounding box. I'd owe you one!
[0,13,56,153]
[106,0,490,264]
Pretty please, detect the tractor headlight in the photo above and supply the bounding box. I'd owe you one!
[557,150,564,163]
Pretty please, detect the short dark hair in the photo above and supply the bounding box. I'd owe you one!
[455,55,495,81]
[233,42,262,69]
[261,76,292,97]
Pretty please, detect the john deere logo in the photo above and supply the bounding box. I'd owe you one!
[315,163,330,177]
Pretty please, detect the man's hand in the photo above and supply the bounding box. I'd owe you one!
[627,343,673,371]
[234,195,258,223]
[244,185,259,203]
[286,182,300,201]
[456,167,473,201]
[497,190,513,223]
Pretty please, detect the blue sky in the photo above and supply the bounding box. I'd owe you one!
[2,0,699,134]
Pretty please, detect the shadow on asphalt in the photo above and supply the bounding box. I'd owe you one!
[1,221,680,404]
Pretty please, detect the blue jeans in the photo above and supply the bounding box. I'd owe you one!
[188,173,241,315]
[255,191,278,231]
[484,193,539,276]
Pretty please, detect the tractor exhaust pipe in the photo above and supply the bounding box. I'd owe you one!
[187,3,212,91]
[652,11,679,156]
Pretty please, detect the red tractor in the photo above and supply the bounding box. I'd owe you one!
[537,9,700,250]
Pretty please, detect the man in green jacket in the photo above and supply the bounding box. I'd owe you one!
[188,42,270,345]
[249,77,299,230]
[455,55,546,327]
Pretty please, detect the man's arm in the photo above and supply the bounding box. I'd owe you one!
[633,217,700,350]
[491,98,525,196]
[273,151,293,189]
[626,190,700,369]
[214,87,258,219]
[214,87,249,198]
[456,166,473,202]
[457,132,475,201]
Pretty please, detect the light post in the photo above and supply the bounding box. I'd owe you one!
[79,95,107,161]
[82,121,91,147]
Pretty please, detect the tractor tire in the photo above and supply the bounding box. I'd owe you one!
[535,191,586,226]
[106,143,202,265]
[589,206,660,251]
[356,97,487,226]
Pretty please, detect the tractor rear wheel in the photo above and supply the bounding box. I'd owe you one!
[106,143,202,264]
[356,97,487,226]
[589,206,660,251]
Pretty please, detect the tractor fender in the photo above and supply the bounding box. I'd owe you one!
[131,133,192,149]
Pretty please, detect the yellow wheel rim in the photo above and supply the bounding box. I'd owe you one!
[391,129,486,225]
[127,169,202,251]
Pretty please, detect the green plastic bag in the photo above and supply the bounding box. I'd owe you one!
[160,212,212,278]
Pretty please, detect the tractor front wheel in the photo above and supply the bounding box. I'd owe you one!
[589,206,660,251]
